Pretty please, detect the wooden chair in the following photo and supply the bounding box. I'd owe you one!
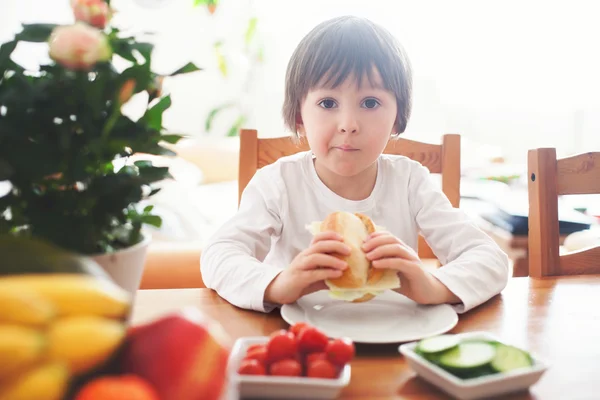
[238,129,461,260]
[527,148,600,277]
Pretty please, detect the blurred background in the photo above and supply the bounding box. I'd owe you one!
[2,0,599,268]
[3,0,600,163]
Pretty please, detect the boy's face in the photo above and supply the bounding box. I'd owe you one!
[297,69,397,179]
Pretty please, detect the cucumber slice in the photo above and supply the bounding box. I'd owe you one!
[490,344,533,372]
[438,341,496,370]
[416,334,460,354]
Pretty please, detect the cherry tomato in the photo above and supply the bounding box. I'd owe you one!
[305,352,327,365]
[289,322,309,337]
[246,343,265,353]
[238,359,266,375]
[326,338,355,366]
[244,345,268,365]
[269,359,302,377]
[297,327,329,354]
[269,329,288,338]
[267,330,297,363]
[306,359,338,379]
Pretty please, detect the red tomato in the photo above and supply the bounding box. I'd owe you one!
[238,359,266,375]
[269,359,302,377]
[297,327,329,354]
[326,338,355,366]
[289,322,309,337]
[246,343,265,353]
[305,352,327,365]
[244,346,268,365]
[267,331,297,363]
[306,359,338,379]
[269,329,288,338]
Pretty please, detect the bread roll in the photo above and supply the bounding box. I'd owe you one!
[308,211,400,302]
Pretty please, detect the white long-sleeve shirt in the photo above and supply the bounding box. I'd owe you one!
[200,151,509,313]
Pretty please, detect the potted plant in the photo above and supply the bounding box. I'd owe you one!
[0,0,201,296]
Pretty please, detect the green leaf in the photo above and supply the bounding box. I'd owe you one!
[111,39,138,63]
[245,17,258,46]
[16,24,58,43]
[213,42,227,77]
[0,158,13,180]
[130,42,154,62]
[0,41,17,69]
[168,62,202,76]
[119,64,152,94]
[205,102,234,132]
[227,115,246,137]
[140,95,171,131]
[133,160,153,169]
[160,134,183,144]
[143,205,154,213]
[140,214,162,228]
[139,165,171,183]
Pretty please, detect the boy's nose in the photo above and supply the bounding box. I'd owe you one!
[338,115,358,134]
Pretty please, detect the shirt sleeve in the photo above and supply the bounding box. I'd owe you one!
[407,162,510,313]
[200,167,285,313]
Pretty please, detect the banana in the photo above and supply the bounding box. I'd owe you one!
[0,361,69,400]
[48,315,126,375]
[0,325,46,379]
[0,288,55,326]
[0,274,131,319]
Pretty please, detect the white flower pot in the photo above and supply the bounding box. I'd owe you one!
[91,233,151,300]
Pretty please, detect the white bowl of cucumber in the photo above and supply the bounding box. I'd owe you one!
[399,331,548,400]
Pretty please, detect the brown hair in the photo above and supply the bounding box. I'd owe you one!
[282,16,413,137]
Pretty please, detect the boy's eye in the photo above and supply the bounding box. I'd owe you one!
[362,98,380,109]
[318,99,337,109]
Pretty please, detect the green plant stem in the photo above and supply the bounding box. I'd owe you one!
[101,105,120,139]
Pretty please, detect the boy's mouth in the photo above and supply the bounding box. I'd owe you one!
[334,145,359,152]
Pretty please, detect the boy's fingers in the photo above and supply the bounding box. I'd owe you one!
[366,243,415,261]
[367,231,388,239]
[308,240,351,256]
[362,234,397,251]
[311,231,343,244]
[372,258,412,271]
[308,269,343,283]
[301,281,329,296]
[301,254,347,270]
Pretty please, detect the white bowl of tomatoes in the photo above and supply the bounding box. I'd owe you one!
[227,323,354,399]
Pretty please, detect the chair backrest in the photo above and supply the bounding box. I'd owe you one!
[238,129,461,260]
[527,148,600,277]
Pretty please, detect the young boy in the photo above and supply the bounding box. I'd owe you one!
[200,16,509,313]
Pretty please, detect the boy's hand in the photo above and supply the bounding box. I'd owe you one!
[264,231,349,305]
[362,232,460,305]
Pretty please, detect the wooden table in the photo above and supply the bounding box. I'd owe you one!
[132,276,600,399]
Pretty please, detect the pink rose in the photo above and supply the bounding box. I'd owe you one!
[72,0,111,29]
[48,22,112,70]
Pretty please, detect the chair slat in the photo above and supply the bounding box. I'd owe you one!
[559,245,600,275]
[557,152,600,195]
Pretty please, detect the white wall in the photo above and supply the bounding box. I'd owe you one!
[3,0,600,164]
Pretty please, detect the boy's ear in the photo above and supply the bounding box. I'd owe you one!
[296,114,306,136]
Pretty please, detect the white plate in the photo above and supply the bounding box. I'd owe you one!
[227,336,351,399]
[280,290,458,344]
[399,331,549,400]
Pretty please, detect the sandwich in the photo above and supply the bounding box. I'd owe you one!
[306,211,401,302]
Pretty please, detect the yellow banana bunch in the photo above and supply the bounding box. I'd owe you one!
[0,274,131,318]
[0,288,55,326]
[0,361,69,400]
[48,315,126,375]
[0,273,132,399]
[0,325,46,379]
